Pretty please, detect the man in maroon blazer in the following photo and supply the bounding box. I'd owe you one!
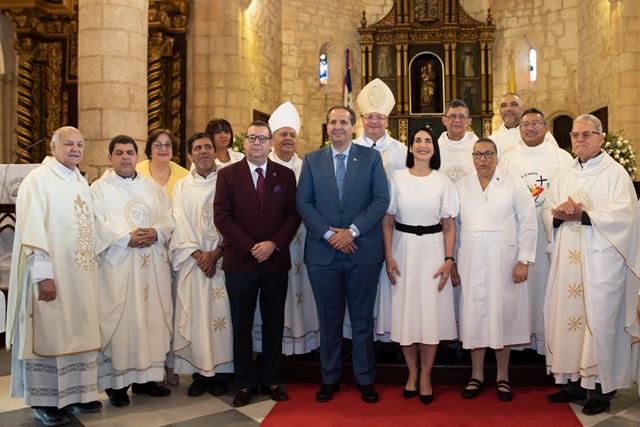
[214,121,300,407]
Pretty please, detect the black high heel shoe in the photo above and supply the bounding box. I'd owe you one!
[419,392,434,405]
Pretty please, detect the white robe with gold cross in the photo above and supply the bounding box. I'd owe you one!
[91,170,174,389]
[544,152,640,394]
[6,156,100,407]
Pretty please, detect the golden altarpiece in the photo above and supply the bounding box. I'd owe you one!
[358,0,495,143]
[0,0,188,165]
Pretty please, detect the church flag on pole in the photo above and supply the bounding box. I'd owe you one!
[343,48,353,109]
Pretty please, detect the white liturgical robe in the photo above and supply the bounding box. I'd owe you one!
[170,169,233,374]
[502,138,573,354]
[438,131,478,184]
[7,156,100,407]
[544,152,640,394]
[91,170,174,389]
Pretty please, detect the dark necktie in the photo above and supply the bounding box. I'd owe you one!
[256,167,266,205]
[336,154,346,201]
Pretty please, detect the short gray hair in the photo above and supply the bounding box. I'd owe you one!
[50,126,81,149]
[574,114,602,134]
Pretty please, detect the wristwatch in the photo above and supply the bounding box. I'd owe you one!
[349,227,358,238]
[519,260,531,266]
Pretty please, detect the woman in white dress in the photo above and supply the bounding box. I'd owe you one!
[205,118,244,169]
[457,138,537,402]
[383,127,458,405]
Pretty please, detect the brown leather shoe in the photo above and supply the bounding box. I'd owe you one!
[233,387,258,407]
[260,384,289,401]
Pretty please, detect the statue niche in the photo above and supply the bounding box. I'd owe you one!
[411,53,444,114]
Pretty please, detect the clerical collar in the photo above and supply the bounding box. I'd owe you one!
[116,171,137,181]
[196,170,216,179]
[505,124,520,130]
[578,150,604,170]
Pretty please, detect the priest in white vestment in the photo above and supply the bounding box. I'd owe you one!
[437,99,478,330]
[352,79,407,343]
[251,101,320,355]
[170,132,232,397]
[438,99,478,186]
[501,108,573,355]
[544,114,640,416]
[91,135,175,408]
[6,126,102,425]
[490,93,558,161]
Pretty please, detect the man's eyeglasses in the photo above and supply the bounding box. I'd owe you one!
[362,114,387,121]
[445,114,468,121]
[569,131,600,139]
[245,134,271,144]
[152,142,172,150]
[472,150,495,160]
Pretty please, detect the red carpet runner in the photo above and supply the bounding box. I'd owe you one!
[262,384,582,426]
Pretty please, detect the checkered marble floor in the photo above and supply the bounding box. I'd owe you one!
[0,349,275,427]
[1,348,639,426]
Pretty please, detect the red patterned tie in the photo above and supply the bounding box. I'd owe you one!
[256,167,266,205]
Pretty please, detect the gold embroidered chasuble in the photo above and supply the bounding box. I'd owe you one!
[6,156,100,358]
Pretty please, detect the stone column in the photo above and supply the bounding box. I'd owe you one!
[608,0,640,154]
[77,0,148,181]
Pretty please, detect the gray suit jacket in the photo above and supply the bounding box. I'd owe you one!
[296,143,389,266]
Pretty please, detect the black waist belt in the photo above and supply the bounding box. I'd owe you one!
[394,222,442,236]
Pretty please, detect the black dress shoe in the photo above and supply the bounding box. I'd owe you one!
[461,378,485,399]
[419,393,434,405]
[65,400,102,413]
[261,384,289,401]
[547,389,585,404]
[33,407,70,426]
[582,399,610,415]
[316,382,341,402]
[188,379,209,397]
[206,378,228,397]
[132,381,171,397]
[496,380,513,402]
[357,384,379,404]
[105,387,130,407]
[233,387,258,407]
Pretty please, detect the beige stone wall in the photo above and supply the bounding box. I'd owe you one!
[462,0,640,155]
[280,0,394,155]
[460,0,580,131]
[78,0,149,181]
[186,0,282,140]
[605,0,640,143]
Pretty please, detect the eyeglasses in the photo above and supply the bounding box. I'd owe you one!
[521,121,545,129]
[152,142,172,150]
[362,114,387,121]
[570,131,600,139]
[472,150,495,160]
[245,134,271,144]
[445,114,468,121]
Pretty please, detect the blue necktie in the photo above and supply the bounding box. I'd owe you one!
[336,154,346,201]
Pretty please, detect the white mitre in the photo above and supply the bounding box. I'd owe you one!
[269,101,300,133]
[357,78,395,116]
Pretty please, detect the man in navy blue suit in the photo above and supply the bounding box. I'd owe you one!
[296,106,389,403]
